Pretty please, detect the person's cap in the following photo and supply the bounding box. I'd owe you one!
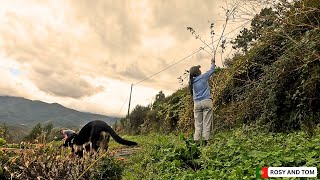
[189,65,201,75]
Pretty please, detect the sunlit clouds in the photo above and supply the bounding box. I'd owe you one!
[0,0,256,116]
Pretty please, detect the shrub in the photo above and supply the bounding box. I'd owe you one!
[90,156,123,180]
[0,138,6,147]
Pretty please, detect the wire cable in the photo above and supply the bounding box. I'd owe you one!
[133,20,251,86]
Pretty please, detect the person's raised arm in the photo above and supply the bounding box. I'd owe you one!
[202,58,216,78]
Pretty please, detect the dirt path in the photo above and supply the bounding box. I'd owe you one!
[113,147,141,158]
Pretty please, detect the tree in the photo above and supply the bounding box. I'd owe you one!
[43,122,53,135]
[24,123,43,142]
[231,28,255,52]
[231,7,277,53]
[155,91,165,102]
[250,7,277,39]
[128,105,150,134]
[0,122,10,141]
[112,120,118,131]
[0,138,6,146]
[0,122,12,141]
[153,91,165,109]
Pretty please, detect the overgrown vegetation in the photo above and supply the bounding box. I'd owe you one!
[0,142,124,179]
[117,88,194,134]
[118,0,320,135]
[213,0,320,133]
[0,123,11,143]
[122,126,320,179]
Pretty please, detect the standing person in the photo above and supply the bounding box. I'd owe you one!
[60,129,76,147]
[189,58,215,145]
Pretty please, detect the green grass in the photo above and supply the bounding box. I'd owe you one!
[122,128,320,180]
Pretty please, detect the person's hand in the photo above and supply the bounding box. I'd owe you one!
[211,58,215,65]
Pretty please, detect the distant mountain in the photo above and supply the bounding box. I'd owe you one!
[0,96,119,129]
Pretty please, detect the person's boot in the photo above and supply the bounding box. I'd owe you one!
[194,140,201,147]
[204,140,210,146]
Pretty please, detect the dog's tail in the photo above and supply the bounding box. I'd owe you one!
[104,124,137,146]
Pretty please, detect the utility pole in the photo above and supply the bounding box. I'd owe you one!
[127,84,133,117]
[126,84,133,133]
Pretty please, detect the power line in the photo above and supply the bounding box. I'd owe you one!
[133,20,251,86]
[133,49,202,86]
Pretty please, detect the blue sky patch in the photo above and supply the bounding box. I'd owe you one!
[9,68,21,76]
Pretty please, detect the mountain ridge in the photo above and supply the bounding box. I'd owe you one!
[0,96,119,129]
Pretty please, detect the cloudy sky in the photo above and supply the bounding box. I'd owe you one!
[0,0,260,117]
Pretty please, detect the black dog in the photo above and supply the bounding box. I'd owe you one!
[64,120,137,157]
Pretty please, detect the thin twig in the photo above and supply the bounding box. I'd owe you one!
[214,14,229,58]
[76,151,109,180]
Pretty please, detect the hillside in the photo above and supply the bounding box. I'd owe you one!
[117,0,320,135]
[0,96,118,129]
